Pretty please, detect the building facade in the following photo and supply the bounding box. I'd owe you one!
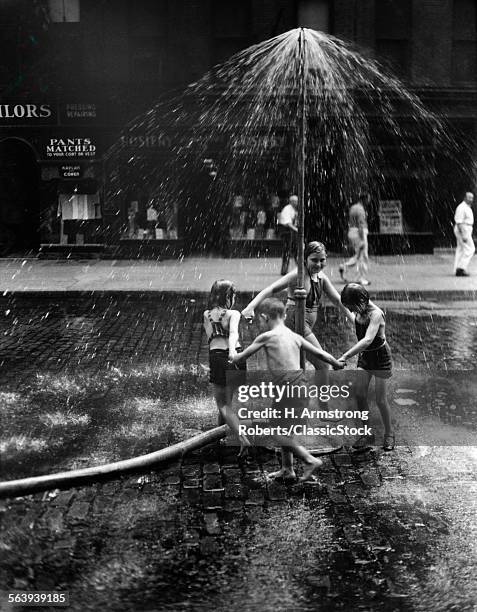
[0,0,475,256]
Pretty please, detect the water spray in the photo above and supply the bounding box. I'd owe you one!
[296,28,307,366]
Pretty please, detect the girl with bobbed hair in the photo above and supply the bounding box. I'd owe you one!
[340,283,394,451]
[204,280,250,456]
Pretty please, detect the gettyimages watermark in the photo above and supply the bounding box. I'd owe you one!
[224,370,477,447]
[236,378,370,437]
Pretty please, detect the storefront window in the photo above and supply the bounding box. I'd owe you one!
[212,0,251,64]
[57,181,102,245]
[229,193,280,241]
[452,0,477,84]
[375,0,411,78]
[123,195,179,240]
[129,0,166,83]
[48,0,80,23]
[58,193,101,220]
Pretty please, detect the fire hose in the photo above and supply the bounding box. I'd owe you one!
[0,425,228,499]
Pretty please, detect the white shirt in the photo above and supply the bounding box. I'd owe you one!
[278,204,297,227]
[454,202,474,226]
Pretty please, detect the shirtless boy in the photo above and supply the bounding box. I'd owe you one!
[231,298,345,482]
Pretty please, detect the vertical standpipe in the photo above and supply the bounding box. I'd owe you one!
[295,28,307,367]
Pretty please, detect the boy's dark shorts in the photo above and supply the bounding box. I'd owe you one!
[209,348,246,387]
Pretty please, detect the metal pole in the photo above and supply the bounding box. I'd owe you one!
[295,28,307,368]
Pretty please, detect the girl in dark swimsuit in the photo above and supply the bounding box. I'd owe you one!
[339,283,395,451]
[204,280,250,456]
[242,241,353,371]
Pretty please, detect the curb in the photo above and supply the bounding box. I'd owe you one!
[0,289,476,301]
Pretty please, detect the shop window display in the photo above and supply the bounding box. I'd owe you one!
[123,196,179,240]
[57,191,102,244]
[229,193,280,240]
[48,0,80,22]
[58,193,101,220]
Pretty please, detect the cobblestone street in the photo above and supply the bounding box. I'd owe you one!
[1,0,476,605]
[1,293,477,381]
[0,294,476,611]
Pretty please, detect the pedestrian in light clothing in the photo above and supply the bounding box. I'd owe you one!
[277,194,298,275]
[340,194,370,286]
[454,192,475,277]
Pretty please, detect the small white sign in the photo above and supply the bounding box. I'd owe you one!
[379,200,403,234]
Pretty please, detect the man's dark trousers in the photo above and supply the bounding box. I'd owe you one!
[277,225,296,275]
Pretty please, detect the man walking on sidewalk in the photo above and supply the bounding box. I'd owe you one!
[277,194,298,275]
[454,191,475,277]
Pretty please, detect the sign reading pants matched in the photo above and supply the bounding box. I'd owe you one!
[379,200,403,234]
[46,137,96,159]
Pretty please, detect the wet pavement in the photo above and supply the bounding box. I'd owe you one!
[1,293,477,381]
[0,293,476,611]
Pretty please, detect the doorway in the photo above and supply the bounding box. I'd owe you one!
[0,138,40,255]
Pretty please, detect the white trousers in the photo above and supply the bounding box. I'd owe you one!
[343,227,369,280]
[454,224,475,272]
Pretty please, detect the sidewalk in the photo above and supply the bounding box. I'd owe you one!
[0,251,475,295]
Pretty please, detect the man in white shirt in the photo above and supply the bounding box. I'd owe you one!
[454,191,475,277]
[277,194,298,275]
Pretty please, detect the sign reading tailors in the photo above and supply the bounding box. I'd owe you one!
[0,103,56,125]
[379,200,403,234]
[46,137,96,159]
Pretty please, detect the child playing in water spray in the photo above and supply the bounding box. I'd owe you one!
[231,298,345,481]
[204,280,251,457]
[339,283,395,451]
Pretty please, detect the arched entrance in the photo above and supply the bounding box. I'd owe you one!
[0,138,40,255]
